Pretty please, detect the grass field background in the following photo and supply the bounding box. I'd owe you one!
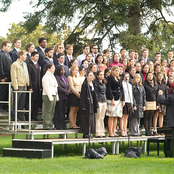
[0,134,174,174]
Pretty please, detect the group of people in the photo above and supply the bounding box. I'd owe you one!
[0,38,173,138]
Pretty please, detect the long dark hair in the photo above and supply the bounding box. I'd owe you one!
[44,63,54,74]
[55,65,64,76]
[96,71,107,84]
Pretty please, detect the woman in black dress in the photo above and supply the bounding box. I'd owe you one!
[79,71,98,138]
[54,65,70,130]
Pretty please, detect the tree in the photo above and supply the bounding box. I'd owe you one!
[1,0,174,55]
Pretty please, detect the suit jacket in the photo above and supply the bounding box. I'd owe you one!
[56,63,69,78]
[27,61,41,101]
[55,74,70,100]
[25,53,32,65]
[53,53,58,66]
[41,57,52,77]
[0,50,12,81]
[64,55,76,67]
[36,47,45,66]
[9,48,18,63]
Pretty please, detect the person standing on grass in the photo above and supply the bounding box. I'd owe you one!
[131,74,146,136]
[42,64,58,130]
[106,66,125,137]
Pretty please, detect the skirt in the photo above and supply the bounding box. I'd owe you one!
[146,101,156,110]
[67,93,80,107]
[106,99,123,117]
[123,103,133,115]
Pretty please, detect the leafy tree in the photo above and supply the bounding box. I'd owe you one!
[1,0,174,55]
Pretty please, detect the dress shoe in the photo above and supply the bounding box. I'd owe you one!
[32,118,40,121]
[102,135,107,138]
[83,134,93,138]
[96,136,102,138]
[44,128,52,130]
[63,128,68,130]
[153,131,159,136]
[52,128,56,130]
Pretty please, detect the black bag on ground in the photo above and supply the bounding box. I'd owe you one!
[124,147,142,158]
[85,147,107,159]
[95,147,107,157]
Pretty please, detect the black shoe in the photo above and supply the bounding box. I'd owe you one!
[44,128,52,130]
[52,128,56,130]
[83,134,93,138]
[32,118,40,121]
[96,136,102,138]
[102,135,107,138]
[63,128,68,130]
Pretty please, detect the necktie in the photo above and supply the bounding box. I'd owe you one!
[22,62,27,82]
[35,64,38,69]
[7,53,12,61]
[62,75,66,85]
[69,56,71,61]
[50,59,53,64]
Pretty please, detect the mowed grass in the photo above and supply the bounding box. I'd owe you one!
[0,134,174,174]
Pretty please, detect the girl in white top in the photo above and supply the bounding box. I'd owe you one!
[42,64,59,130]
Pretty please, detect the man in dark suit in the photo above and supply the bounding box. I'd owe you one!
[64,44,75,67]
[9,38,21,63]
[56,53,69,77]
[142,48,154,63]
[36,37,47,66]
[0,40,12,111]
[41,47,54,77]
[53,43,64,66]
[91,44,98,63]
[27,51,41,121]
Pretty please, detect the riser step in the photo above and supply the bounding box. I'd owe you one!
[3,148,51,159]
[12,140,52,149]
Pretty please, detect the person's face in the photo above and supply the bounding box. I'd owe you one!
[91,65,97,73]
[3,43,11,53]
[46,50,53,58]
[147,73,153,80]
[158,73,163,82]
[122,59,127,66]
[155,54,161,61]
[14,40,21,49]
[82,60,88,68]
[170,61,174,67]
[57,45,64,53]
[40,40,47,48]
[169,71,174,76]
[119,67,123,75]
[161,60,167,67]
[135,76,140,84]
[168,77,173,84]
[113,54,119,62]
[29,45,35,53]
[32,54,39,62]
[58,56,64,64]
[72,60,78,66]
[86,54,93,62]
[106,70,111,77]
[124,74,129,81]
[143,65,149,73]
[140,60,145,66]
[88,72,94,81]
[130,59,135,66]
[72,67,79,76]
[168,51,173,60]
[97,56,103,64]
[103,56,107,64]
[155,66,161,73]
[143,50,149,58]
[129,52,135,59]
[120,50,126,58]
[136,63,141,72]
[60,67,65,75]
[20,53,27,62]
[135,52,139,59]
[91,46,98,54]
[80,68,86,76]
[66,47,73,55]
[112,68,119,77]
[83,46,90,55]
[97,72,104,80]
[48,65,55,73]
[154,60,160,65]
[148,62,153,69]
[130,68,136,76]
[105,51,110,58]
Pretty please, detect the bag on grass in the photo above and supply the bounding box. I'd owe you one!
[95,147,107,157]
[85,148,104,159]
[124,147,143,158]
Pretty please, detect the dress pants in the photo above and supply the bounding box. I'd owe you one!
[42,95,56,129]
[95,102,107,136]
[54,100,67,129]
[130,117,140,135]
[12,86,26,121]
[0,83,9,109]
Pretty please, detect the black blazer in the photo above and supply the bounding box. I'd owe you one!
[55,74,70,100]
[53,53,58,66]
[27,61,41,101]
[36,47,45,66]
[64,55,76,67]
[106,75,125,101]
[0,50,12,81]
[9,48,18,63]
[41,57,52,77]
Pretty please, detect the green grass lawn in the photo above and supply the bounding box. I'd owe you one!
[0,134,174,174]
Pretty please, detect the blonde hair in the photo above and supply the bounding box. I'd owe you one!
[53,43,64,53]
[69,65,78,77]
[133,73,143,86]
[111,66,120,79]
[160,66,166,76]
